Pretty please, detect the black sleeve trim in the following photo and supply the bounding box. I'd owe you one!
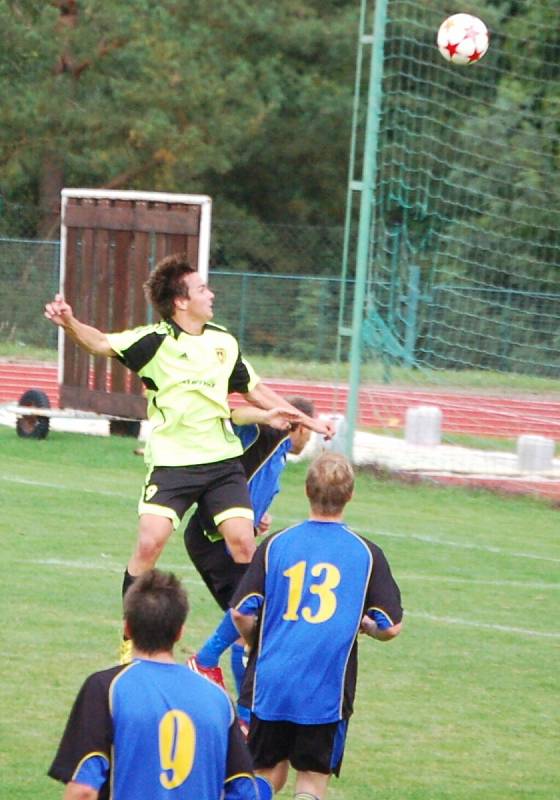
[228,355,252,394]
[117,332,165,374]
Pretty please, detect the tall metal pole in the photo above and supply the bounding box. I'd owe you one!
[345,0,389,460]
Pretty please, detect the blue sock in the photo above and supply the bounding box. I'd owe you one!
[231,643,251,723]
[196,611,239,668]
[230,642,246,694]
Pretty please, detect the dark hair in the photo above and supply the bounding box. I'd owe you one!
[285,395,315,419]
[124,570,189,653]
[305,452,354,515]
[144,253,196,319]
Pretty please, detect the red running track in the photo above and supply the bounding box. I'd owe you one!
[2,361,560,440]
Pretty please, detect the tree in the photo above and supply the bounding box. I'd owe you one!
[0,0,357,250]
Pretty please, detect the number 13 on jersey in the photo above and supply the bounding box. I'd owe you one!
[282,560,341,624]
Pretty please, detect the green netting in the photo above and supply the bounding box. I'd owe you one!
[0,237,60,351]
[347,0,560,382]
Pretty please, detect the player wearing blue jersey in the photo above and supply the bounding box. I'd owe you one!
[49,570,272,800]
[185,397,315,720]
[231,453,403,800]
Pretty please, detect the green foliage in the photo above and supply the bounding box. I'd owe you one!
[0,1,357,248]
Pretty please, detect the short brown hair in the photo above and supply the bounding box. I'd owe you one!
[305,452,354,515]
[144,253,196,319]
[285,395,315,419]
[124,569,189,653]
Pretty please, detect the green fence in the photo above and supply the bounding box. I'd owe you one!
[1,235,560,379]
[0,237,346,363]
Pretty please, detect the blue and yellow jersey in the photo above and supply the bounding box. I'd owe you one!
[233,423,292,527]
[106,319,260,467]
[232,521,403,724]
[48,660,259,799]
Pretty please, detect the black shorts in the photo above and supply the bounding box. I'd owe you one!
[138,459,253,530]
[184,512,251,610]
[248,716,348,776]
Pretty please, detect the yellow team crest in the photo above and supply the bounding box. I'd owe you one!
[144,484,158,501]
[215,348,226,363]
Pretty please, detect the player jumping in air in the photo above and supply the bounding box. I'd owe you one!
[44,253,334,661]
[185,396,316,727]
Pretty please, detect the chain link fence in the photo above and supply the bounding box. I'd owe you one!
[0,235,348,363]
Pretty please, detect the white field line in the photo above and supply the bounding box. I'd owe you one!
[21,559,560,639]
[407,610,560,639]
[25,557,205,585]
[1,474,134,500]
[363,527,560,564]
[401,573,560,590]
[279,515,560,564]
[6,477,559,565]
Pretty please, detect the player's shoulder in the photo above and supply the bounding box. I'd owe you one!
[182,665,234,708]
[204,321,236,339]
[265,522,307,547]
[109,321,164,341]
[131,321,167,336]
[79,663,130,699]
[344,526,387,560]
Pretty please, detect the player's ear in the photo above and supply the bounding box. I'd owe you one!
[123,619,132,641]
[174,624,185,644]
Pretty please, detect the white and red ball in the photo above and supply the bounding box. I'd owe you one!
[437,13,489,65]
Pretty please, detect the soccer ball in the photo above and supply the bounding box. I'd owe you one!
[437,13,489,65]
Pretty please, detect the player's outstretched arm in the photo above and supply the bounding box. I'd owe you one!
[231,404,301,430]
[243,382,335,439]
[44,294,115,357]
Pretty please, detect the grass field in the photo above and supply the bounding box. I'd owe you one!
[1,426,559,799]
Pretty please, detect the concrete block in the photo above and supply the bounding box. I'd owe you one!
[517,434,555,471]
[297,413,348,461]
[405,405,442,446]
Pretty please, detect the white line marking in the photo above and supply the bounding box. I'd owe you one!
[1,474,133,500]
[278,515,560,564]
[407,610,560,639]
[6,483,559,564]
[370,528,560,564]
[23,563,559,637]
[401,574,560,590]
[26,557,206,586]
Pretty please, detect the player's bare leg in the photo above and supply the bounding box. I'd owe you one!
[128,513,174,575]
[257,761,290,794]
[120,514,174,665]
[217,516,256,564]
[294,771,330,799]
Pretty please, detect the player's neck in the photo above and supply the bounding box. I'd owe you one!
[172,310,206,336]
[308,513,344,523]
[131,647,176,664]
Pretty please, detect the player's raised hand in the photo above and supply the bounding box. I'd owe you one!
[314,417,336,441]
[44,293,73,327]
[256,512,272,536]
[263,407,302,431]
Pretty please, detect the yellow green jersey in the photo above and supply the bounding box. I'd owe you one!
[106,318,259,466]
